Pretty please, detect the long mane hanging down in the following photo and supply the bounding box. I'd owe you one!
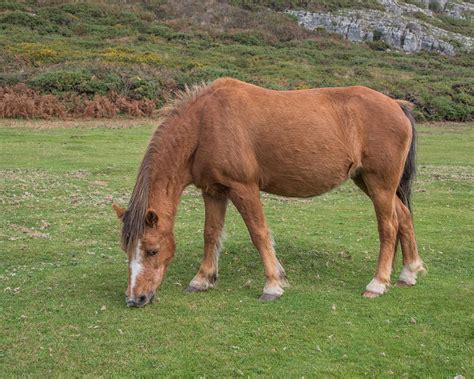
[121,82,212,250]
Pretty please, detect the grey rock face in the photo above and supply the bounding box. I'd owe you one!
[378,0,433,17]
[444,2,474,19]
[411,0,473,19]
[381,0,473,19]
[288,0,473,56]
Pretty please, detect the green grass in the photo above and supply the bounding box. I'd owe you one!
[1,120,473,376]
[0,1,473,121]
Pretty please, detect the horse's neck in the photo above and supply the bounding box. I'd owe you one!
[147,115,197,229]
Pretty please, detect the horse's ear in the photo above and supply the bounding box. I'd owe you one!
[145,209,158,227]
[112,203,126,220]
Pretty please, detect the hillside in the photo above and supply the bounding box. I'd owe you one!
[1,0,473,121]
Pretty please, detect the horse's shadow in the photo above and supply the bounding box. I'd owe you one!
[75,234,376,308]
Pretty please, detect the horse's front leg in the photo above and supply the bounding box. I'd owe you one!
[227,183,289,301]
[186,192,228,293]
[364,188,399,298]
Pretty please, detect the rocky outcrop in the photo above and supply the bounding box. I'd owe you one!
[444,2,474,19]
[380,0,474,19]
[288,0,473,56]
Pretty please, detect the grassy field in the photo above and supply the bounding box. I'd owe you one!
[1,120,473,376]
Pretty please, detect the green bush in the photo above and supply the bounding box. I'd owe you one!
[367,39,390,51]
[0,3,25,11]
[429,2,443,13]
[59,3,108,20]
[229,31,267,45]
[123,76,160,100]
[0,11,58,34]
[141,23,175,38]
[27,70,121,95]
[426,95,467,120]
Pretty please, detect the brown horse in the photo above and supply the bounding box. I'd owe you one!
[113,78,425,307]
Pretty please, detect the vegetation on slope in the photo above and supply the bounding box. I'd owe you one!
[0,1,473,120]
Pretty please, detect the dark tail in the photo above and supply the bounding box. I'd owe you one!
[396,100,416,212]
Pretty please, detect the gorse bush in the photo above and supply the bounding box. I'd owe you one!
[101,48,161,65]
[0,0,472,121]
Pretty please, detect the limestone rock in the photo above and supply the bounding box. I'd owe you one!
[288,0,473,56]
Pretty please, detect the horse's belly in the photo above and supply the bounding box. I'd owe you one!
[259,158,352,198]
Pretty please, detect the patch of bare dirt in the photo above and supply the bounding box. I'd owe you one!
[0,118,158,129]
[10,224,49,239]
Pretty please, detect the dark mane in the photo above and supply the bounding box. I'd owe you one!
[121,82,211,250]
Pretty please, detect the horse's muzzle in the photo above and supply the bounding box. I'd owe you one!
[126,292,155,307]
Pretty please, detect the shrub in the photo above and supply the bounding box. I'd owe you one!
[39,7,75,26]
[0,10,60,34]
[59,3,108,20]
[141,23,176,39]
[429,2,443,13]
[0,84,66,119]
[84,95,119,118]
[0,3,25,11]
[10,43,60,63]
[101,48,161,65]
[109,92,156,117]
[28,70,120,95]
[422,94,473,121]
[367,40,390,51]
[229,30,267,45]
[123,76,160,100]
[0,84,157,119]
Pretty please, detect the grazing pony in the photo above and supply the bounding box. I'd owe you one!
[113,78,425,307]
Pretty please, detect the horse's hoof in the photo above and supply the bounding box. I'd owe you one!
[184,286,203,293]
[396,280,414,288]
[362,290,382,298]
[259,293,281,301]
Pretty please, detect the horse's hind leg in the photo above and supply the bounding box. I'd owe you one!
[353,175,399,298]
[227,183,288,301]
[186,192,228,293]
[355,176,425,289]
[395,197,425,287]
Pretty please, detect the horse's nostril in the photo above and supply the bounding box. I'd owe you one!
[138,295,147,304]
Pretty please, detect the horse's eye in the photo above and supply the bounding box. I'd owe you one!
[147,249,158,257]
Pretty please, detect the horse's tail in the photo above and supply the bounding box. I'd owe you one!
[396,100,416,212]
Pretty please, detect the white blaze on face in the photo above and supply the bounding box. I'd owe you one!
[129,240,143,296]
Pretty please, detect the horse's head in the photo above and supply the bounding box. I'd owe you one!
[113,204,175,307]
